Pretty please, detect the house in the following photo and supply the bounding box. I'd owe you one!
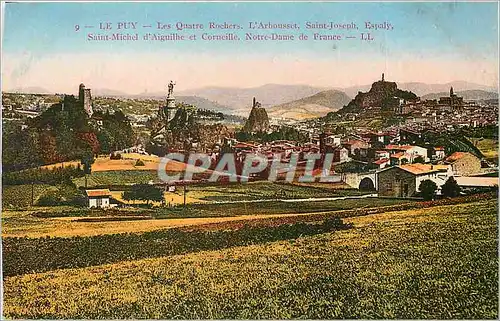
[86,189,112,208]
[390,152,410,166]
[373,158,390,169]
[378,164,452,197]
[399,128,422,144]
[442,152,482,176]
[324,134,341,146]
[375,150,390,160]
[332,147,350,163]
[342,139,370,157]
[385,144,428,162]
[432,146,446,160]
[361,131,395,145]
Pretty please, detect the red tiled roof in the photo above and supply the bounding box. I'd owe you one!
[374,158,389,165]
[386,144,413,151]
[398,164,449,175]
[390,152,407,159]
[86,189,111,197]
[444,152,472,163]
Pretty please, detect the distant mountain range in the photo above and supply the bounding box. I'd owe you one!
[7,87,54,94]
[398,81,497,97]
[267,89,351,120]
[177,84,329,111]
[421,90,498,101]
[177,81,497,115]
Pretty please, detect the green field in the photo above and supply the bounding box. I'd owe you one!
[2,184,56,208]
[156,197,409,218]
[3,199,497,319]
[185,181,369,202]
[72,170,161,188]
[469,137,498,163]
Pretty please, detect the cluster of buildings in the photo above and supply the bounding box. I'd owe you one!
[2,93,58,120]
[392,87,497,130]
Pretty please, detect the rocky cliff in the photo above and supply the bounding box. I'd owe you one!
[243,98,270,133]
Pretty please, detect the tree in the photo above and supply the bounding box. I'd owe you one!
[413,155,425,164]
[123,184,163,205]
[419,179,437,200]
[441,177,461,198]
[81,151,95,188]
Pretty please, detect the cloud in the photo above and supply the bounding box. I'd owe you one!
[2,52,498,93]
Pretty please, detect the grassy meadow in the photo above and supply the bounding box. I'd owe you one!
[3,199,498,319]
[469,137,498,163]
[2,184,57,208]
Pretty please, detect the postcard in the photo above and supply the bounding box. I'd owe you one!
[1,1,498,319]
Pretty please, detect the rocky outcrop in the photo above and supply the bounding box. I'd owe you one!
[339,74,417,113]
[243,98,270,133]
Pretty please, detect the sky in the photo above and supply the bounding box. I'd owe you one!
[2,1,499,94]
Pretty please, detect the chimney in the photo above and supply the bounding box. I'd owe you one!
[252,97,256,108]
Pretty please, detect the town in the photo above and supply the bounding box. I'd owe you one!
[3,74,497,206]
[2,1,498,319]
[2,75,498,319]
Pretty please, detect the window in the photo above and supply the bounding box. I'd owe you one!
[96,198,102,207]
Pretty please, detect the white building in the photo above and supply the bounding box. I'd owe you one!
[86,189,111,208]
[386,144,429,163]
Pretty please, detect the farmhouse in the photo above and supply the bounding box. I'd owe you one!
[378,164,452,198]
[86,189,112,208]
[442,152,482,176]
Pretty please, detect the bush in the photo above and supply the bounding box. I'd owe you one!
[441,177,461,198]
[110,153,122,160]
[419,179,437,201]
[36,191,61,206]
[36,183,86,207]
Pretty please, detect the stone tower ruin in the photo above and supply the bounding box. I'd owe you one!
[79,83,93,117]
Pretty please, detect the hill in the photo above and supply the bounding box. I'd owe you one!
[176,96,234,113]
[339,78,417,114]
[178,84,327,113]
[421,90,498,101]
[267,89,351,120]
[7,86,52,94]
